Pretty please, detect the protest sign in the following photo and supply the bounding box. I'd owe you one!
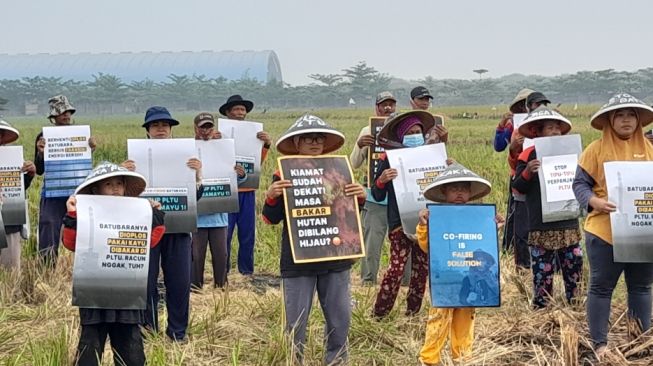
[386,143,447,236]
[43,125,92,198]
[428,204,500,307]
[218,119,263,189]
[512,113,534,148]
[127,138,197,232]
[196,139,239,214]
[0,146,26,225]
[278,155,364,263]
[534,134,582,222]
[605,161,653,262]
[72,195,152,309]
[367,117,386,186]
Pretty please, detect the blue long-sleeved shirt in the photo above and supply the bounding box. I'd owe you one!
[493,125,513,152]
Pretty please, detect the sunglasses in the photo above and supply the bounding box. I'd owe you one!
[299,134,326,144]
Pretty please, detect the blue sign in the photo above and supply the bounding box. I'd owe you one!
[427,204,500,308]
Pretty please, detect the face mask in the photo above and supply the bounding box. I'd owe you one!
[402,133,424,147]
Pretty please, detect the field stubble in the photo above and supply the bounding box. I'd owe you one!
[1,106,651,365]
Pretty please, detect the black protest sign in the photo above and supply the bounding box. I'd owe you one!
[279,155,365,263]
[367,117,386,186]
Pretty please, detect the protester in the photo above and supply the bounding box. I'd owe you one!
[512,107,583,308]
[219,94,272,275]
[34,95,96,266]
[409,86,449,143]
[371,111,438,317]
[0,119,36,271]
[191,112,247,289]
[262,114,366,364]
[349,91,395,284]
[122,106,202,342]
[62,162,165,366]
[416,162,497,365]
[505,90,552,269]
[573,93,653,358]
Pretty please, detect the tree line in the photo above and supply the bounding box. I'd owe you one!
[1,62,652,115]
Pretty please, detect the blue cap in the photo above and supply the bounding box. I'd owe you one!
[143,106,180,128]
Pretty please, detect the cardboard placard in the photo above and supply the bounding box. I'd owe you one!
[386,143,448,236]
[72,195,152,309]
[127,138,198,233]
[428,204,500,308]
[278,155,365,263]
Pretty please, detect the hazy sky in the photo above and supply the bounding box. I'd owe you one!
[2,0,651,85]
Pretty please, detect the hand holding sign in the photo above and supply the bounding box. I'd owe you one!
[589,196,617,214]
[344,183,366,201]
[267,179,292,200]
[527,159,541,173]
[379,168,398,184]
[357,134,375,148]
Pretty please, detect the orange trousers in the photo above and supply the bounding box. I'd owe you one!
[419,307,475,365]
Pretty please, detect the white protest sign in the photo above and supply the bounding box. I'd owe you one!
[128,138,198,233]
[540,154,578,202]
[386,143,447,236]
[512,113,534,148]
[218,119,264,189]
[196,139,239,214]
[72,195,152,309]
[534,134,582,223]
[605,161,653,262]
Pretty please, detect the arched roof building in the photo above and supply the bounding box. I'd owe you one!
[0,50,282,83]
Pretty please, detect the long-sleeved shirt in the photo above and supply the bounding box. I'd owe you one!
[493,122,513,152]
[513,146,579,232]
[62,206,166,325]
[262,171,361,277]
[349,126,387,205]
[371,153,401,231]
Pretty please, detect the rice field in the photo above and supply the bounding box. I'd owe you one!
[1,105,651,365]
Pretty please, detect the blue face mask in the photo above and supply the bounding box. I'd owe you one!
[402,133,425,147]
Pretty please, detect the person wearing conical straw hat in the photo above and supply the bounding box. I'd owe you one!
[500,90,552,271]
[0,119,36,271]
[512,106,583,309]
[33,95,97,267]
[262,114,366,364]
[349,91,396,286]
[415,162,502,365]
[572,93,653,359]
[61,162,166,366]
[371,110,438,318]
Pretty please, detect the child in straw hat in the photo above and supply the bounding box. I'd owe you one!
[512,107,583,309]
[572,93,653,358]
[62,162,165,366]
[0,119,36,271]
[262,114,366,365]
[416,162,502,365]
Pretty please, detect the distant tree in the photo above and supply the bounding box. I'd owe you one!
[308,74,343,87]
[0,97,6,110]
[473,69,488,79]
[341,61,391,102]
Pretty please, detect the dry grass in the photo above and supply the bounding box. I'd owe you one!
[1,108,651,365]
